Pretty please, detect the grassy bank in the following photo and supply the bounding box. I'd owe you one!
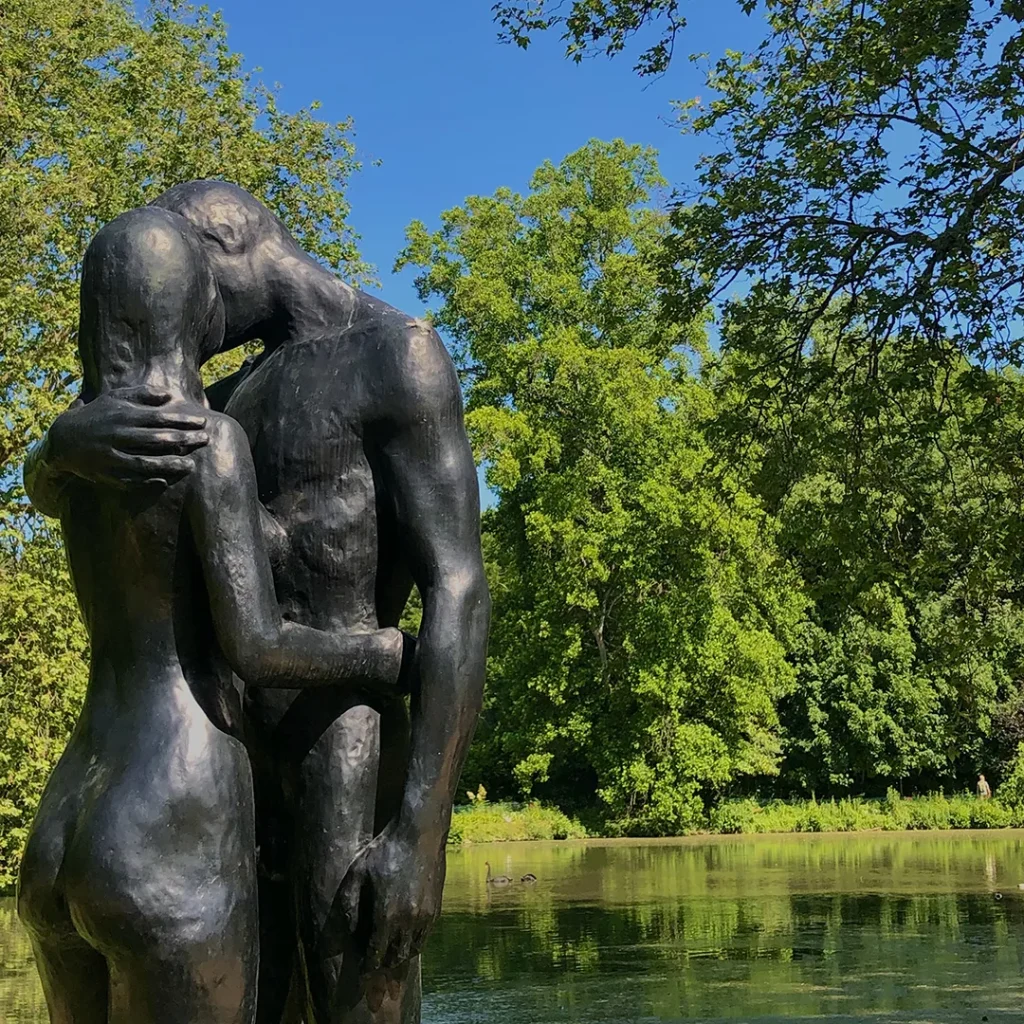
[448,801,588,844]
[708,791,1023,834]
[447,791,1024,844]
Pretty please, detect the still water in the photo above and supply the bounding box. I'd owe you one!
[2,831,1023,1022]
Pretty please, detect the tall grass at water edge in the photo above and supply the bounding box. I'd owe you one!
[448,801,588,844]
[446,791,1024,844]
[708,790,1024,834]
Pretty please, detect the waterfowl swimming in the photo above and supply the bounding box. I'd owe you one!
[485,861,513,885]
[521,873,537,883]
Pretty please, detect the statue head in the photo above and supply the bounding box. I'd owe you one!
[151,180,308,352]
[78,206,224,401]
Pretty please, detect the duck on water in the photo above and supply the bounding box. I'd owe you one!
[485,863,538,885]
[485,862,513,885]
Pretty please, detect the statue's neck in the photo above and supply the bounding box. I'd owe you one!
[269,258,357,348]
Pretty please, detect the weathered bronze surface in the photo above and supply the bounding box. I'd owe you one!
[19,185,489,1023]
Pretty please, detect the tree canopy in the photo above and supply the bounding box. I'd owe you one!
[496,1,1024,373]
[0,0,366,887]
[399,140,804,833]
[404,137,1024,825]
[493,0,690,76]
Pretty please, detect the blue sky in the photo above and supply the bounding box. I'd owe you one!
[206,1,767,508]
[211,0,766,316]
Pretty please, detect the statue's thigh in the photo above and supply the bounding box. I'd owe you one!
[293,701,381,940]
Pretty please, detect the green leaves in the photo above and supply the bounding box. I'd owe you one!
[0,545,88,888]
[402,140,802,833]
[669,0,1024,369]
[0,0,365,885]
[493,1,1024,370]
[492,0,686,75]
[715,332,1024,793]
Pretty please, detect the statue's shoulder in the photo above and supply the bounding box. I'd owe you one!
[351,290,458,403]
[352,289,444,350]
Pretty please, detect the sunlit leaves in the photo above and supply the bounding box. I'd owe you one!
[400,140,802,833]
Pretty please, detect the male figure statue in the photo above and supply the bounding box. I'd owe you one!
[25,181,490,1023]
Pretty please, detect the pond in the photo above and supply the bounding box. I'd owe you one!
[2,831,1023,1022]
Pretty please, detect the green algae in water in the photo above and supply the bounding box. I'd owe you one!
[4,831,1024,1022]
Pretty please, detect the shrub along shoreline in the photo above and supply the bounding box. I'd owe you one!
[447,792,1024,845]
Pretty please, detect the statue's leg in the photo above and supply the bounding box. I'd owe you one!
[249,714,301,1024]
[26,934,108,1023]
[290,698,422,1024]
[105,935,257,1024]
[95,871,259,1024]
[61,795,260,1024]
[256,869,302,1024]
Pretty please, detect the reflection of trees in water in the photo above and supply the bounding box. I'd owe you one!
[426,891,1024,1016]
[0,899,46,1021]
[6,836,1024,1020]
[446,832,1024,914]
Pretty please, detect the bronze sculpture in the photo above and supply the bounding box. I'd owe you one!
[19,183,490,1024]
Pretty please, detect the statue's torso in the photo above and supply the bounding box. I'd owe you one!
[223,299,414,637]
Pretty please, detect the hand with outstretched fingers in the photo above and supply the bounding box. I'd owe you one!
[49,385,209,489]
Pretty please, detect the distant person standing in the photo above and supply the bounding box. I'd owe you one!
[977,774,992,799]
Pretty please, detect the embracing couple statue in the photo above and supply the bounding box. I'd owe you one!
[16,182,489,1024]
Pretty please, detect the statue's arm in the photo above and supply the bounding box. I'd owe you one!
[23,387,210,516]
[23,413,78,518]
[379,325,490,852]
[188,413,411,692]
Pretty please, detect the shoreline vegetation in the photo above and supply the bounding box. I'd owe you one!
[448,791,1024,846]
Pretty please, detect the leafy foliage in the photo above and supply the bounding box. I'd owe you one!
[710,791,1022,833]
[996,743,1024,808]
[404,135,1024,826]
[494,0,1024,370]
[447,800,587,844]
[0,547,88,889]
[712,334,1024,793]
[493,0,687,76]
[399,140,804,834]
[669,0,1024,372]
[489,0,1024,803]
[0,0,365,886]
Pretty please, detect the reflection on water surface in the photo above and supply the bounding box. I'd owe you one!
[3,831,1024,1021]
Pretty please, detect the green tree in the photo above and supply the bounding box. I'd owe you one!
[493,0,688,76]
[0,0,366,885]
[668,0,1024,373]
[711,336,1024,793]
[0,550,87,890]
[493,1,1024,798]
[399,140,804,834]
[496,0,1024,369]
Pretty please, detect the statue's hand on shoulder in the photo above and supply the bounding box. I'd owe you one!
[44,386,209,490]
[337,817,445,971]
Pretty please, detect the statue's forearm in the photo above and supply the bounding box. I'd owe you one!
[397,573,489,847]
